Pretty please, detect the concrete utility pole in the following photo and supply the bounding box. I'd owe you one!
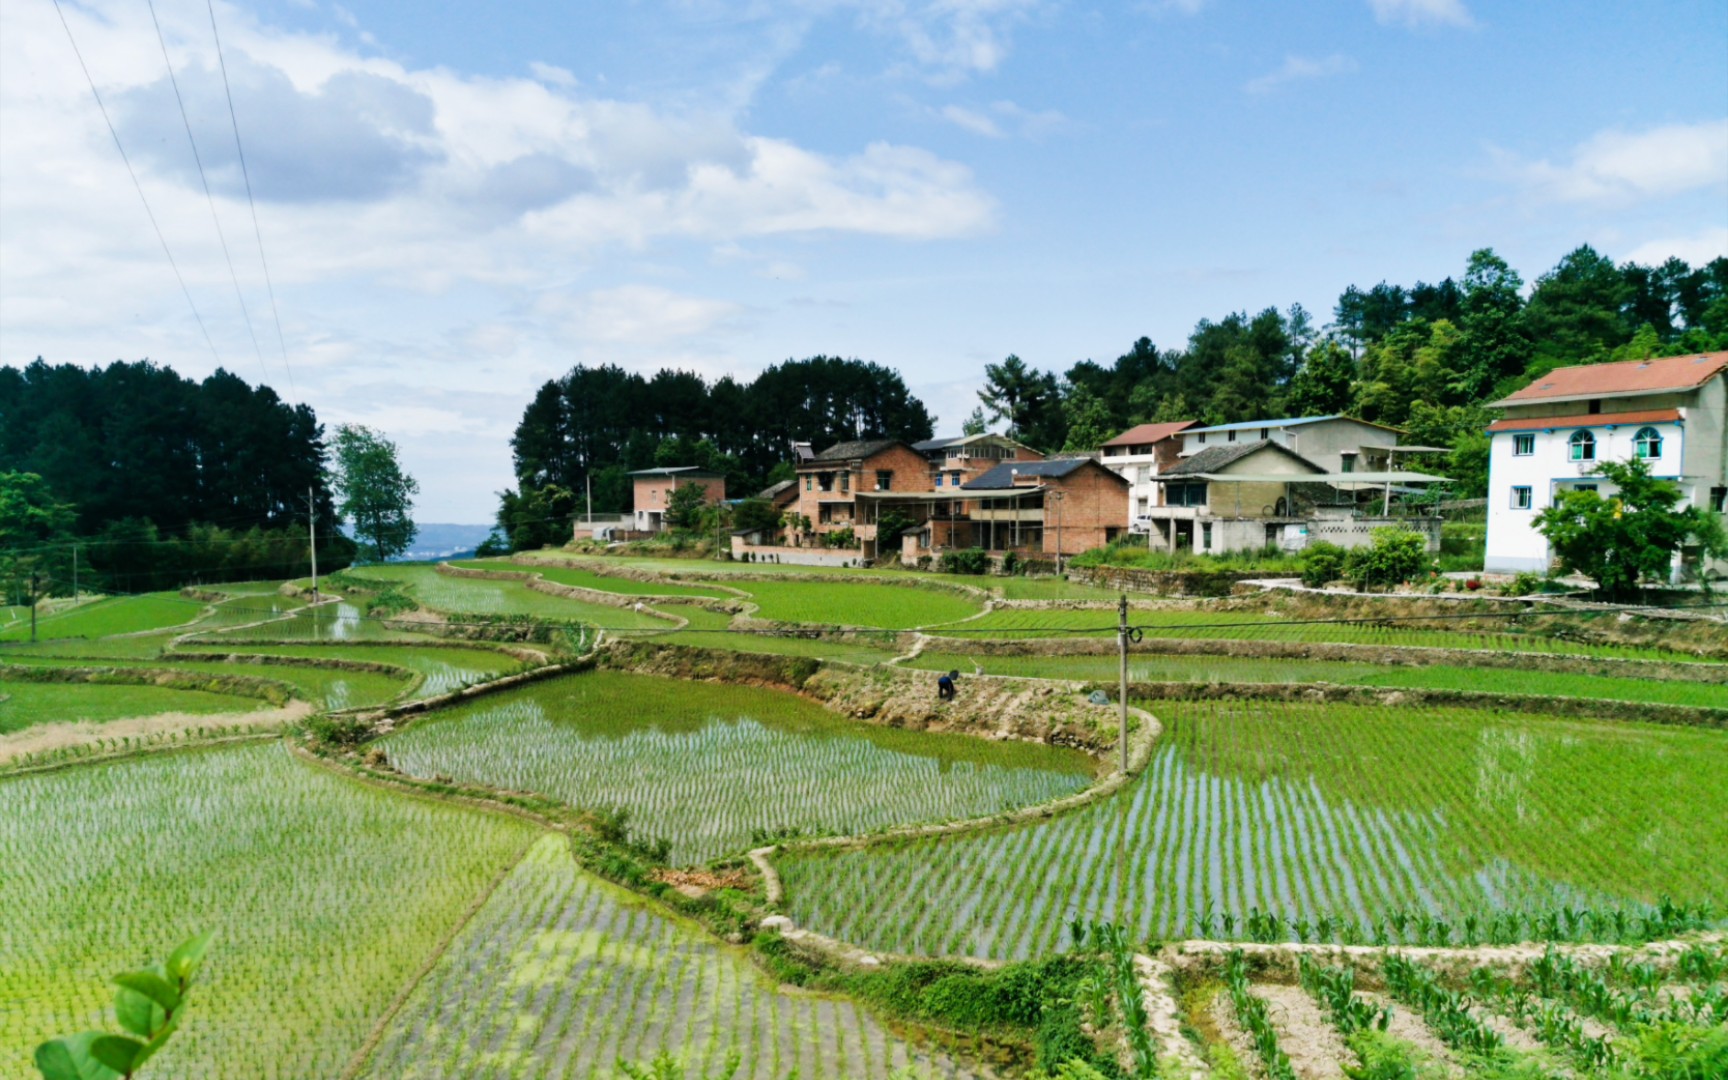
[30,572,40,643]
[1117,593,1129,774]
[306,487,319,605]
[72,545,79,602]
[1049,487,1065,575]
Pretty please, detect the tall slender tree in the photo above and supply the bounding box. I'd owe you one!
[332,425,419,562]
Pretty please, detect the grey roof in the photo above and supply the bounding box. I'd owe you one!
[1162,440,1324,477]
[627,465,722,477]
[963,457,1104,490]
[755,479,796,500]
[810,438,903,463]
[912,436,964,452]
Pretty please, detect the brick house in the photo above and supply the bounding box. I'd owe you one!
[630,466,725,532]
[790,439,930,558]
[952,458,1130,557]
[1099,421,1198,529]
[912,434,1044,490]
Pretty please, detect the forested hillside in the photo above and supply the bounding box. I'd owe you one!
[502,244,1727,547]
[0,360,354,597]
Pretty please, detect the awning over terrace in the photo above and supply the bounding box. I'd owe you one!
[853,488,1040,502]
[1183,471,1449,486]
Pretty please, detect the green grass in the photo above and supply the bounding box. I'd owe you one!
[0,743,539,1076]
[731,578,980,628]
[932,606,1700,660]
[447,559,733,598]
[907,651,1728,709]
[0,594,205,642]
[0,676,266,733]
[381,670,1093,864]
[779,698,1728,960]
[992,576,1125,600]
[357,835,986,1079]
[343,564,675,630]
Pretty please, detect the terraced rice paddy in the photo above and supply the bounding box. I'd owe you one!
[449,559,735,599]
[908,651,1728,708]
[0,676,266,733]
[382,670,1093,864]
[932,606,1699,659]
[0,743,537,1077]
[734,578,982,628]
[343,564,676,631]
[778,699,1728,961]
[359,836,989,1080]
[0,593,203,642]
[177,642,520,698]
[661,607,903,664]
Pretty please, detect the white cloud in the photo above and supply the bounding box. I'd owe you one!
[1624,227,1728,269]
[1368,0,1473,28]
[1141,0,1209,14]
[527,61,578,88]
[841,0,1043,81]
[536,286,747,345]
[1245,54,1357,95]
[941,104,1002,137]
[1494,119,1728,204]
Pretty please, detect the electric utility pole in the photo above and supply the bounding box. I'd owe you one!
[1117,594,1129,774]
[72,545,79,602]
[306,487,319,605]
[30,572,40,643]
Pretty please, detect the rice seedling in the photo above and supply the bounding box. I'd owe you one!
[342,564,674,630]
[729,579,981,628]
[381,671,1092,864]
[0,677,266,734]
[357,835,989,1079]
[906,652,1728,709]
[0,594,203,642]
[448,559,733,599]
[0,743,537,1077]
[777,699,1728,961]
[175,642,520,699]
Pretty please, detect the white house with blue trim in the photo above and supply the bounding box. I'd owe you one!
[1483,351,1728,575]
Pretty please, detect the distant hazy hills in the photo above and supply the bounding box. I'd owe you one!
[340,523,494,562]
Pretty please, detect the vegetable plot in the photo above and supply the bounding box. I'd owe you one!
[382,671,1093,864]
[359,836,990,1080]
[779,699,1728,961]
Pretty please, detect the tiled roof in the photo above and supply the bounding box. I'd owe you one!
[1163,440,1325,477]
[963,457,1114,490]
[1183,414,1402,435]
[755,479,797,500]
[911,436,964,452]
[809,438,903,462]
[1495,352,1728,404]
[1486,408,1682,433]
[628,466,721,477]
[1101,420,1197,447]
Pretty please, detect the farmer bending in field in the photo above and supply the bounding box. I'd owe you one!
[937,670,957,701]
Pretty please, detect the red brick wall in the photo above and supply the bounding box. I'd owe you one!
[794,444,932,540]
[1042,463,1129,555]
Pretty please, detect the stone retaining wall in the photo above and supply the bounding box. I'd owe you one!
[1068,565,1267,597]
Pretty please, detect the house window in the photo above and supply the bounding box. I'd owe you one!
[1260,428,1269,439]
[1568,430,1595,462]
[1340,455,1355,474]
[1513,433,1534,456]
[1634,427,1662,459]
[1511,486,1532,510]
[1227,430,1237,443]
[1574,484,1598,494]
[1137,465,1150,483]
[840,471,850,492]
[805,476,813,491]
[1587,399,1602,415]
[651,489,660,504]
[1201,522,1213,550]
[875,470,893,491]
[1166,481,1208,508]
[934,474,943,487]
[951,472,961,486]
[1712,486,1727,513]
[1197,432,1207,445]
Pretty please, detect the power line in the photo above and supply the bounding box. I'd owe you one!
[204,0,294,398]
[50,0,224,366]
[147,0,270,386]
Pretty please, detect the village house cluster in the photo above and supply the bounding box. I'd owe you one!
[582,351,1728,577]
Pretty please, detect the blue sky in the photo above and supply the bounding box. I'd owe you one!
[2,0,1724,521]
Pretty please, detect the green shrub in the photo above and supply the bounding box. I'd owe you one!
[1342,528,1431,591]
[939,548,990,575]
[306,714,374,747]
[1300,543,1347,588]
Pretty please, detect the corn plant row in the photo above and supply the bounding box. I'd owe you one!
[0,743,537,1079]
[1521,945,1725,1032]
[383,672,1089,865]
[1378,953,1504,1059]
[1295,955,1391,1038]
[780,698,1727,962]
[360,835,987,1079]
[1076,922,1157,1078]
[1222,950,1297,1080]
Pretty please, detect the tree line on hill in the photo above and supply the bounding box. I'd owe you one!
[0,361,420,602]
[500,244,1727,547]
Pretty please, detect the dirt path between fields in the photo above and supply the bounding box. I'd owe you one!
[0,699,312,767]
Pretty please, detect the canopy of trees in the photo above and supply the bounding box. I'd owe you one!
[0,360,354,593]
[502,356,935,549]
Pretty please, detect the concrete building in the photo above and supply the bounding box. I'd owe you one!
[1098,421,1199,530]
[1484,351,1728,575]
[629,466,725,532]
[1176,415,1401,475]
[1147,441,1326,554]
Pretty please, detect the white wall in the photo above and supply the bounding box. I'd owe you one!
[1484,418,1687,573]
